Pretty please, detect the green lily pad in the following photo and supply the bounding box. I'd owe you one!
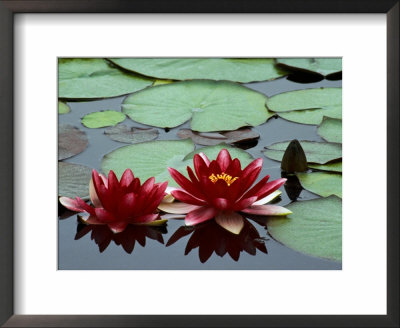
[264,140,342,164]
[267,196,342,261]
[101,139,195,185]
[276,58,342,76]
[177,128,259,146]
[81,110,126,128]
[58,162,92,199]
[101,140,255,187]
[317,117,342,143]
[58,101,70,114]
[122,80,272,132]
[58,124,89,160]
[308,162,342,173]
[58,58,153,99]
[109,58,287,83]
[266,88,342,125]
[297,172,342,198]
[104,124,159,144]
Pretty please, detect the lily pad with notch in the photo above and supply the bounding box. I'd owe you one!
[58,101,70,114]
[58,162,92,200]
[81,110,126,128]
[122,80,272,132]
[297,171,342,198]
[275,58,342,77]
[317,117,342,143]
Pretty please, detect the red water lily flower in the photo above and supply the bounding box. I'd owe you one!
[160,149,291,234]
[59,169,168,233]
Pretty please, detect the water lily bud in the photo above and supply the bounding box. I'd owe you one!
[281,139,308,173]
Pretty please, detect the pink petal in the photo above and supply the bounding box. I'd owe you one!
[171,190,207,206]
[215,211,244,234]
[185,207,217,226]
[89,178,102,207]
[232,196,258,211]
[94,208,117,223]
[198,152,210,166]
[59,197,85,212]
[165,186,179,195]
[99,173,108,187]
[168,167,205,200]
[241,205,292,216]
[75,197,96,215]
[132,213,159,224]
[78,214,104,225]
[160,213,186,220]
[120,169,134,188]
[255,178,287,199]
[108,222,129,233]
[216,149,232,171]
[158,202,201,214]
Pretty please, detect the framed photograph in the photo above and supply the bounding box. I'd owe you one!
[1,1,398,327]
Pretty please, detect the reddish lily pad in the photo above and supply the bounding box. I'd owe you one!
[58,162,92,199]
[104,124,159,144]
[177,128,260,146]
[58,124,89,160]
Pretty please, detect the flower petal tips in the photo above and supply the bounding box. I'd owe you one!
[164,148,291,233]
[60,169,168,233]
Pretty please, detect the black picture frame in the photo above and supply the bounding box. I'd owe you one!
[1,1,398,327]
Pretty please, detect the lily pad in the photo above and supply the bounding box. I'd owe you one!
[276,58,342,76]
[58,101,70,114]
[104,124,159,144]
[101,140,255,187]
[58,58,153,99]
[308,162,342,173]
[122,80,272,132]
[264,140,341,164]
[267,196,342,261]
[297,172,342,198]
[81,110,126,128]
[109,58,287,83]
[58,124,89,160]
[266,88,342,125]
[317,117,342,143]
[58,162,92,199]
[177,128,260,146]
[101,139,195,185]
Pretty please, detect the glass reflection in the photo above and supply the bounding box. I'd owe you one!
[166,218,268,263]
[75,220,167,254]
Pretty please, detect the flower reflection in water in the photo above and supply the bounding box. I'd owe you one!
[166,215,267,263]
[75,218,167,254]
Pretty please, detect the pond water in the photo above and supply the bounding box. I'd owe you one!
[58,75,342,270]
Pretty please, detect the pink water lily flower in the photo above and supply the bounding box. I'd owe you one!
[160,149,291,234]
[60,169,168,233]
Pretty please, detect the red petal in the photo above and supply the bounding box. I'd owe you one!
[94,208,117,223]
[120,169,134,188]
[108,222,128,233]
[242,174,270,199]
[107,170,120,195]
[140,177,155,194]
[254,178,287,199]
[232,196,258,211]
[75,197,96,215]
[193,154,209,179]
[132,213,160,224]
[117,192,136,220]
[215,211,244,234]
[185,207,217,226]
[241,204,292,216]
[213,198,230,210]
[198,152,210,166]
[168,167,205,200]
[171,190,207,206]
[239,158,263,193]
[216,149,232,171]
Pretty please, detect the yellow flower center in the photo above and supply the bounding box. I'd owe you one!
[208,172,238,186]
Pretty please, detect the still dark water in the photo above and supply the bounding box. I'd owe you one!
[58,76,342,270]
